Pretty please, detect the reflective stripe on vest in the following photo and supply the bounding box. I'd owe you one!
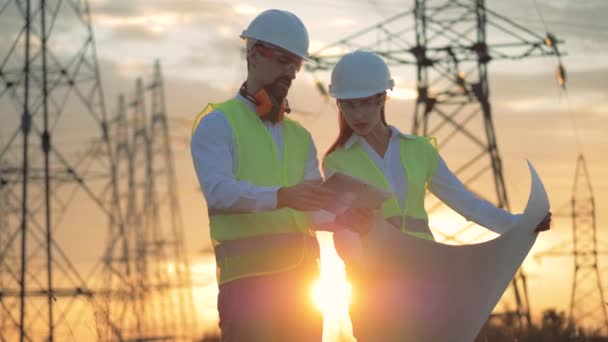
[214,233,320,259]
[387,215,434,240]
[193,99,316,284]
[324,135,439,240]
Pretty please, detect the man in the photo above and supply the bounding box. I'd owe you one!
[191,9,334,342]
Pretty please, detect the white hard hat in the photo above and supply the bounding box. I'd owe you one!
[329,50,395,99]
[240,9,309,60]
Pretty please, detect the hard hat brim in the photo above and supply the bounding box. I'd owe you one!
[329,80,395,99]
[240,32,311,61]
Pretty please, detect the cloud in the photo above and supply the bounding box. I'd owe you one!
[107,21,168,41]
[389,87,417,100]
[489,67,608,117]
[232,4,262,16]
[175,33,245,84]
[92,0,238,21]
[328,18,356,28]
[488,0,608,55]
[83,1,250,84]
[96,58,231,117]
[91,0,242,42]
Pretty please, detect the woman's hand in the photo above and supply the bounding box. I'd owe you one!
[335,208,375,234]
[535,212,552,232]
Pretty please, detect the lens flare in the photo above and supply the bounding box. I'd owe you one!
[311,277,352,315]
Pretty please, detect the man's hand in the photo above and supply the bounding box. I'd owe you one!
[335,208,375,235]
[535,212,552,233]
[277,180,336,211]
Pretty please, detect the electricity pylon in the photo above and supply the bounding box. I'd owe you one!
[0,0,114,340]
[535,154,608,336]
[100,62,197,341]
[0,1,197,340]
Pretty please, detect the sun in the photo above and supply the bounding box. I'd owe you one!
[310,233,352,316]
[311,275,352,315]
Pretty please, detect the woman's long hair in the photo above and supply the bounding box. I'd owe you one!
[325,103,388,157]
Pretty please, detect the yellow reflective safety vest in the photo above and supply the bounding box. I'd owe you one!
[323,134,439,240]
[193,99,318,285]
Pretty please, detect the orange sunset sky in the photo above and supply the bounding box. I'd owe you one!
[1,0,608,340]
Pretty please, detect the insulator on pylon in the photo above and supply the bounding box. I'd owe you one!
[545,33,558,48]
[315,80,328,98]
[456,71,466,90]
[557,63,567,90]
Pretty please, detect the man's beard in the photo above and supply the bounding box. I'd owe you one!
[262,76,292,122]
[265,76,292,101]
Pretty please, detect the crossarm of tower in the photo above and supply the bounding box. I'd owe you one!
[306,1,564,72]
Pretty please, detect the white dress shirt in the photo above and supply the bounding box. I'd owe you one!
[191,92,322,212]
[324,125,520,234]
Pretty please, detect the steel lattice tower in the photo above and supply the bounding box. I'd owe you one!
[148,60,198,337]
[307,0,561,330]
[1,1,197,340]
[0,0,114,340]
[100,61,197,341]
[535,154,608,336]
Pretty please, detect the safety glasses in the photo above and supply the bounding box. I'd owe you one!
[255,43,303,72]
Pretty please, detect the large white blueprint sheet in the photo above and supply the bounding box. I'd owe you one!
[335,161,549,341]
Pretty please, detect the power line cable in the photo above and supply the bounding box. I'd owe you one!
[531,0,583,156]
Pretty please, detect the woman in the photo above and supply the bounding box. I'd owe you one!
[324,50,551,341]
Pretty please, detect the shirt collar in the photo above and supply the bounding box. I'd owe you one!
[235,91,256,112]
[343,125,416,149]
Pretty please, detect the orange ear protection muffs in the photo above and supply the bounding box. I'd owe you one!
[240,82,290,121]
